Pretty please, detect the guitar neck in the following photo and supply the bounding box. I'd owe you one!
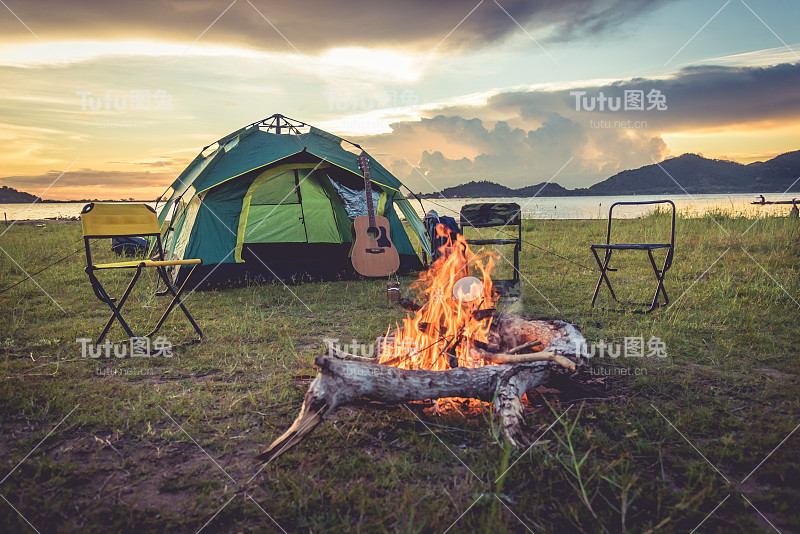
[352,153,399,277]
[361,156,376,226]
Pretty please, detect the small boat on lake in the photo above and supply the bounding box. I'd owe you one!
[750,199,798,205]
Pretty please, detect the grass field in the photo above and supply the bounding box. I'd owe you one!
[1,210,798,533]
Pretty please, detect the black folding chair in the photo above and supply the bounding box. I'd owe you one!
[459,203,522,299]
[590,200,675,313]
[81,203,203,344]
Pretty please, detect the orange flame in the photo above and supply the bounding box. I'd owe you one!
[379,224,499,370]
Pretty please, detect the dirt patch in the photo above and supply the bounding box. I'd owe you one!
[753,367,792,381]
[0,418,277,532]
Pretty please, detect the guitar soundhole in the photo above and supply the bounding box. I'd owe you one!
[367,226,379,239]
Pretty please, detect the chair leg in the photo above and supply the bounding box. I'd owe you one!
[93,267,142,343]
[590,248,617,307]
[659,256,670,305]
[590,248,604,307]
[147,265,203,341]
[645,249,670,313]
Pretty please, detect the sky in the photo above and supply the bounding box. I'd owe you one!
[0,0,798,199]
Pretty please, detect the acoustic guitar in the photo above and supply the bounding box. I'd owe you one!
[351,154,400,277]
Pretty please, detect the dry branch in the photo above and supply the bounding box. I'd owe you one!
[470,347,576,370]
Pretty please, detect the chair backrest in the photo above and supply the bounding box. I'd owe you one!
[81,203,160,238]
[605,200,675,245]
[81,203,163,268]
[606,200,676,269]
[460,202,521,228]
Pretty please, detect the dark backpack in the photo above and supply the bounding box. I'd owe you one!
[110,236,148,257]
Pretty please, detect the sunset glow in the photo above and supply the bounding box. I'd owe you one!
[0,0,798,199]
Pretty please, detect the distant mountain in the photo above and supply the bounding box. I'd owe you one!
[514,182,572,197]
[745,150,800,190]
[418,180,572,198]
[584,152,800,195]
[586,154,750,195]
[415,150,800,197]
[420,180,517,198]
[0,185,151,203]
[0,186,39,203]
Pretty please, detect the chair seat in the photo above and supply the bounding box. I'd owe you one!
[92,258,202,270]
[591,243,671,250]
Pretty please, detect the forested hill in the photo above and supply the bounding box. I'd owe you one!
[415,150,800,197]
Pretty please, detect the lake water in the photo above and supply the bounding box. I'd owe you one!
[0,201,158,222]
[412,193,795,220]
[0,193,795,222]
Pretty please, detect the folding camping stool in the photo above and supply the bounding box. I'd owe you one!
[590,200,675,313]
[81,203,203,345]
[459,202,522,299]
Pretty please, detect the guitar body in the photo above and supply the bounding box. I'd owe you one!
[351,214,400,277]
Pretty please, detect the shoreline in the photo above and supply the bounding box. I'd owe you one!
[5,212,795,227]
[3,217,80,226]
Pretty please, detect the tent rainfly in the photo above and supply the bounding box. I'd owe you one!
[156,114,430,286]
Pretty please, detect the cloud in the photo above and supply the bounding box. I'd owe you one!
[356,62,800,190]
[0,0,675,55]
[487,62,800,130]
[373,114,664,189]
[0,169,172,199]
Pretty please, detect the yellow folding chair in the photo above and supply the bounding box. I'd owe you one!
[81,203,203,344]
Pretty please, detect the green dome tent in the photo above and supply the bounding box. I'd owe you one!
[156,114,430,286]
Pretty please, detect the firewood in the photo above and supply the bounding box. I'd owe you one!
[470,347,576,371]
[256,353,579,462]
[471,308,496,320]
[508,340,543,354]
[398,298,422,312]
[257,316,587,462]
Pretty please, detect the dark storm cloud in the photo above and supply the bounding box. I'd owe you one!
[486,62,800,129]
[0,0,673,53]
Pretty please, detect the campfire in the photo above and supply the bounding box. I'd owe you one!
[378,225,498,371]
[257,225,587,463]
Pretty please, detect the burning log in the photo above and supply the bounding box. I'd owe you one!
[256,350,577,462]
[398,297,422,312]
[257,316,587,463]
[471,308,496,321]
